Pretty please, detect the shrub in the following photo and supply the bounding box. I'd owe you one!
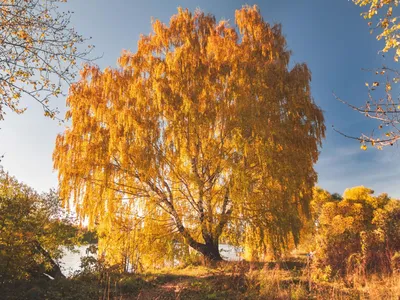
[312,187,400,279]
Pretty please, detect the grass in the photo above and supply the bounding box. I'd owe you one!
[132,261,400,299]
[2,260,399,299]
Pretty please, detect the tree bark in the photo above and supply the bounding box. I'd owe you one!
[33,240,65,279]
[164,199,223,261]
[185,238,223,261]
[199,241,223,261]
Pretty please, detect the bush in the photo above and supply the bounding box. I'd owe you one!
[312,187,400,279]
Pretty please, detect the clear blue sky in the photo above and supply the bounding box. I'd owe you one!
[1,0,399,197]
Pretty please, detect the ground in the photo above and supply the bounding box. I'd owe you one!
[2,258,399,299]
[123,261,311,299]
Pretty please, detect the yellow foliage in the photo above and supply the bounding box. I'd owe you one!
[312,186,397,278]
[353,0,400,60]
[54,6,325,266]
[343,186,374,201]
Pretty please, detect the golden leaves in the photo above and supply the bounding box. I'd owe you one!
[54,6,325,264]
[17,30,29,40]
[354,0,400,61]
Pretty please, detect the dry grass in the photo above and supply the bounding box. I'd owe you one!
[10,261,395,299]
[141,261,400,299]
[355,273,400,299]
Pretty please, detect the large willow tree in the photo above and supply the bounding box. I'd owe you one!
[54,6,325,263]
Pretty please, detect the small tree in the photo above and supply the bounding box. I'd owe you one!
[54,6,325,262]
[0,168,77,282]
[0,0,92,119]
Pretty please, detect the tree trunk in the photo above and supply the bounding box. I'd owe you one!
[192,241,223,261]
[165,198,224,261]
[202,242,223,261]
[33,240,65,279]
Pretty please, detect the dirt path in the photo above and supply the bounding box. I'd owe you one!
[134,276,194,300]
[123,267,246,299]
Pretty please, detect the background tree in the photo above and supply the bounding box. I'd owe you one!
[0,168,78,283]
[296,187,336,254]
[0,0,92,120]
[54,6,325,263]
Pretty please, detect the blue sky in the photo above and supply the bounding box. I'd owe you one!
[1,0,400,197]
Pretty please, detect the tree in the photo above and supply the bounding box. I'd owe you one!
[0,168,77,282]
[0,0,92,120]
[54,6,325,263]
[296,187,334,254]
[336,1,400,148]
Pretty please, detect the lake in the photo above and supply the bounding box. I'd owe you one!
[59,244,242,277]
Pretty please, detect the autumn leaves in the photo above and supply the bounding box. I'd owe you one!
[54,6,325,262]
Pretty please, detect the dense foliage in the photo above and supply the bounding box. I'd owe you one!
[53,6,325,266]
[0,168,77,283]
[311,186,400,279]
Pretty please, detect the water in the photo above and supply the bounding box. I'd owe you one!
[59,244,242,277]
[59,245,91,277]
[219,244,243,261]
